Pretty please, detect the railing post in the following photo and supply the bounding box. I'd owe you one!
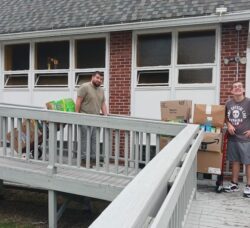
[48,190,57,228]
[0,117,2,147]
[47,122,57,175]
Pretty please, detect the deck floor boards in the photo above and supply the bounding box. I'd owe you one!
[185,183,250,228]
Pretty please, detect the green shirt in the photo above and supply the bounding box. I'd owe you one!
[77,82,105,115]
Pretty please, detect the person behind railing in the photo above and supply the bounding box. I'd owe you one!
[75,71,108,167]
[223,81,250,198]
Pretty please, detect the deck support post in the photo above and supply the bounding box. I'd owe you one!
[0,180,3,199]
[49,190,57,228]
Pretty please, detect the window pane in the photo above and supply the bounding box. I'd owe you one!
[75,72,104,87]
[4,74,28,88]
[137,33,171,67]
[35,41,69,69]
[178,30,215,64]
[76,38,105,68]
[178,69,212,84]
[5,44,30,70]
[35,73,68,87]
[137,70,169,86]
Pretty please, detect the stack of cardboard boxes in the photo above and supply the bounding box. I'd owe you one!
[160,100,192,149]
[160,101,226,175]
[193,104,225,175]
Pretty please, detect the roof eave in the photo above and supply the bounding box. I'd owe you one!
[0,10,250,41]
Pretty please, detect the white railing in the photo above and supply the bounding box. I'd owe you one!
[90,124,203,228]
[0,103,186,176]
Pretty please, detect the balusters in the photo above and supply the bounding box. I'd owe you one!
[124,131,129,175]
[42,121,47,161]
[48,122,57,174]
[34,120,39,160]
[2,117,7,156]
[156,134,160,154]
[68,124,73,166]
[135,131,139,173]
[77,125,81,168]
[25,119,30,160]
[10,118,15,157]
[86,126,91,168]
[95,127,101,170]
[114,129,120,174]
[146,133,151,165]
[17,118,22,158]
[104,128,110,172]
[59,123,64,164]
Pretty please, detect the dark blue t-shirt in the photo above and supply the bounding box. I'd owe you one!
[226,97,250,142]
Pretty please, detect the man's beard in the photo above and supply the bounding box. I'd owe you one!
[92,81,101,87]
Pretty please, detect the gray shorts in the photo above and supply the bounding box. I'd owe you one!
[227,140,250,164]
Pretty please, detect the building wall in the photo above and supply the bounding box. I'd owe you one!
[109,31,132,115]
[220,22,249,104]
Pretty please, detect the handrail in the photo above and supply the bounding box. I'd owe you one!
[0,103,185,136]
[90,124,202,228]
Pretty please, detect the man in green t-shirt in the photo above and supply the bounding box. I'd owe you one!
[76,71,107,166]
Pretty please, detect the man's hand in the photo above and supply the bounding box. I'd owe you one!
[244,130,250,138]
[227,122,235,135]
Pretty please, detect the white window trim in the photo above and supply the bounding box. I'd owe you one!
[1,33,109,96]
[131,25,220,115]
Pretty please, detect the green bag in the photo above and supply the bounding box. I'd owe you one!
[46,98,75,112]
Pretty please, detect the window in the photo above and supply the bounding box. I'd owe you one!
[178,30,215,64]
[75,72,93,87]
[178,69,212,84]
[35,41,69,70]
[34,73,68,87]
[4,74,28,88]
[75,38,105,68]
[137,70,169,86]
[137,33,172,67]
[4,44,30,71]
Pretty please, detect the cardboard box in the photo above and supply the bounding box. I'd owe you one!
[160,136,174,150]
[197,151,222,175]
[161,100,192,122]
[199,132,222,153]
[193,104,225,127]
[6,120,42,153]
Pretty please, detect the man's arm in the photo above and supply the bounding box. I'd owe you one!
[225,117,235,135]
[101,101,108,116]
[75,96,83,113]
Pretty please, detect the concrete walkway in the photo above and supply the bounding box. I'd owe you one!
[185,182,250,228]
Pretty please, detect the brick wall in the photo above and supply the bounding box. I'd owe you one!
[220,22,249,104]
[109,31,132,115]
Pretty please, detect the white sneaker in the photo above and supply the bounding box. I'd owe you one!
[243,185,250,198]
[223,181,239,192]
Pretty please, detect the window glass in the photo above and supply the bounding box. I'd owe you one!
[75,72,98,87]
[178,69,212,84]
[178,30,215,64]
[35,73,68,87]
[35,41,69,69]
[5,44,30,71]
[137,33,171,67]
[76,38,105,68]
[137,70,169,86]
[4,74,28,88]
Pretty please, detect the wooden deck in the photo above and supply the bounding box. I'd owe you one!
[185,182,250,228]
[0,147,134,201]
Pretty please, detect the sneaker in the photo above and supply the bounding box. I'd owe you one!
[223,181,239,192]
[243,185,250,198]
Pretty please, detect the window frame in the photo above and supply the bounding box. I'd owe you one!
[134,26,218,89]
[4,73,29,88]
